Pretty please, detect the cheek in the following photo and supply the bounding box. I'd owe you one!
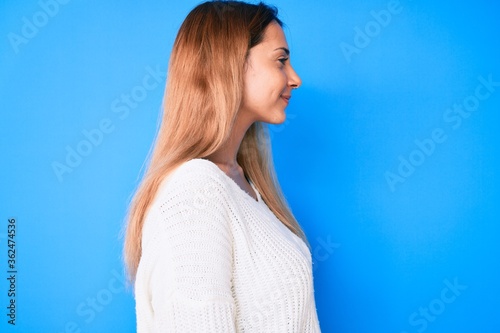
[271,69,288,94]
[256,70,286,99]
[243,67,287,108]
[244,72,268,102]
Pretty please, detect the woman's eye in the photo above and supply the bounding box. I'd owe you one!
[279,57,289,65]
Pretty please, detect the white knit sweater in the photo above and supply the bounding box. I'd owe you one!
[135,158,321,332]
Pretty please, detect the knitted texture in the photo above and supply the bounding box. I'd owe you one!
[135,158,321,332]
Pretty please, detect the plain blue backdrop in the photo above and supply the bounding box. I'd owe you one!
[1,0,499,332]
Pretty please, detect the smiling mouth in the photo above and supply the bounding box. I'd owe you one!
[281,95,291,102]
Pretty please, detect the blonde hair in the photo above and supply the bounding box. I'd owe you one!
[124,0,310,282]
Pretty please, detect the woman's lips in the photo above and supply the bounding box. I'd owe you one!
[281,95,291,103]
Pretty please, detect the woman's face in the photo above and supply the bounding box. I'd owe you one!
[241,21,302,124]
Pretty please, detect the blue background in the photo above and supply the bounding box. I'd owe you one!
[1,0,499,332]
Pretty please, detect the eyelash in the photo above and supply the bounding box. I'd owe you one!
[279,57,289,65]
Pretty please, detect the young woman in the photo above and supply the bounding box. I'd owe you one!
[124,1,321,331]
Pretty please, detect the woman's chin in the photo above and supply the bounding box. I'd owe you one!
[265,110,286,125]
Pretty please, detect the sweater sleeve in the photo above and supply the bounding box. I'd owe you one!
[137,169,236,332]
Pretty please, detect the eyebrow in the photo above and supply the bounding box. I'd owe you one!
[274,47,290,56]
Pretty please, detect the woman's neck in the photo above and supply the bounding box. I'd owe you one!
[206,110,254,170]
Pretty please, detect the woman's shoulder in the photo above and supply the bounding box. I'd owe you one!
[154,158,231,204]
[143,158,234,237]
[169,158,221,179]
[164,158,225,186]
[140,159,236,263]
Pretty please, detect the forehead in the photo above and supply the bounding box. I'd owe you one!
[260,21,288,48]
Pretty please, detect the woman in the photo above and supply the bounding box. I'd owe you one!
[124,1,321,331]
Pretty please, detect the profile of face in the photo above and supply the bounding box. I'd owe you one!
[241,20,302,124]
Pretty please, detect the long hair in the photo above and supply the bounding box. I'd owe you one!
[124,0,311,282]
